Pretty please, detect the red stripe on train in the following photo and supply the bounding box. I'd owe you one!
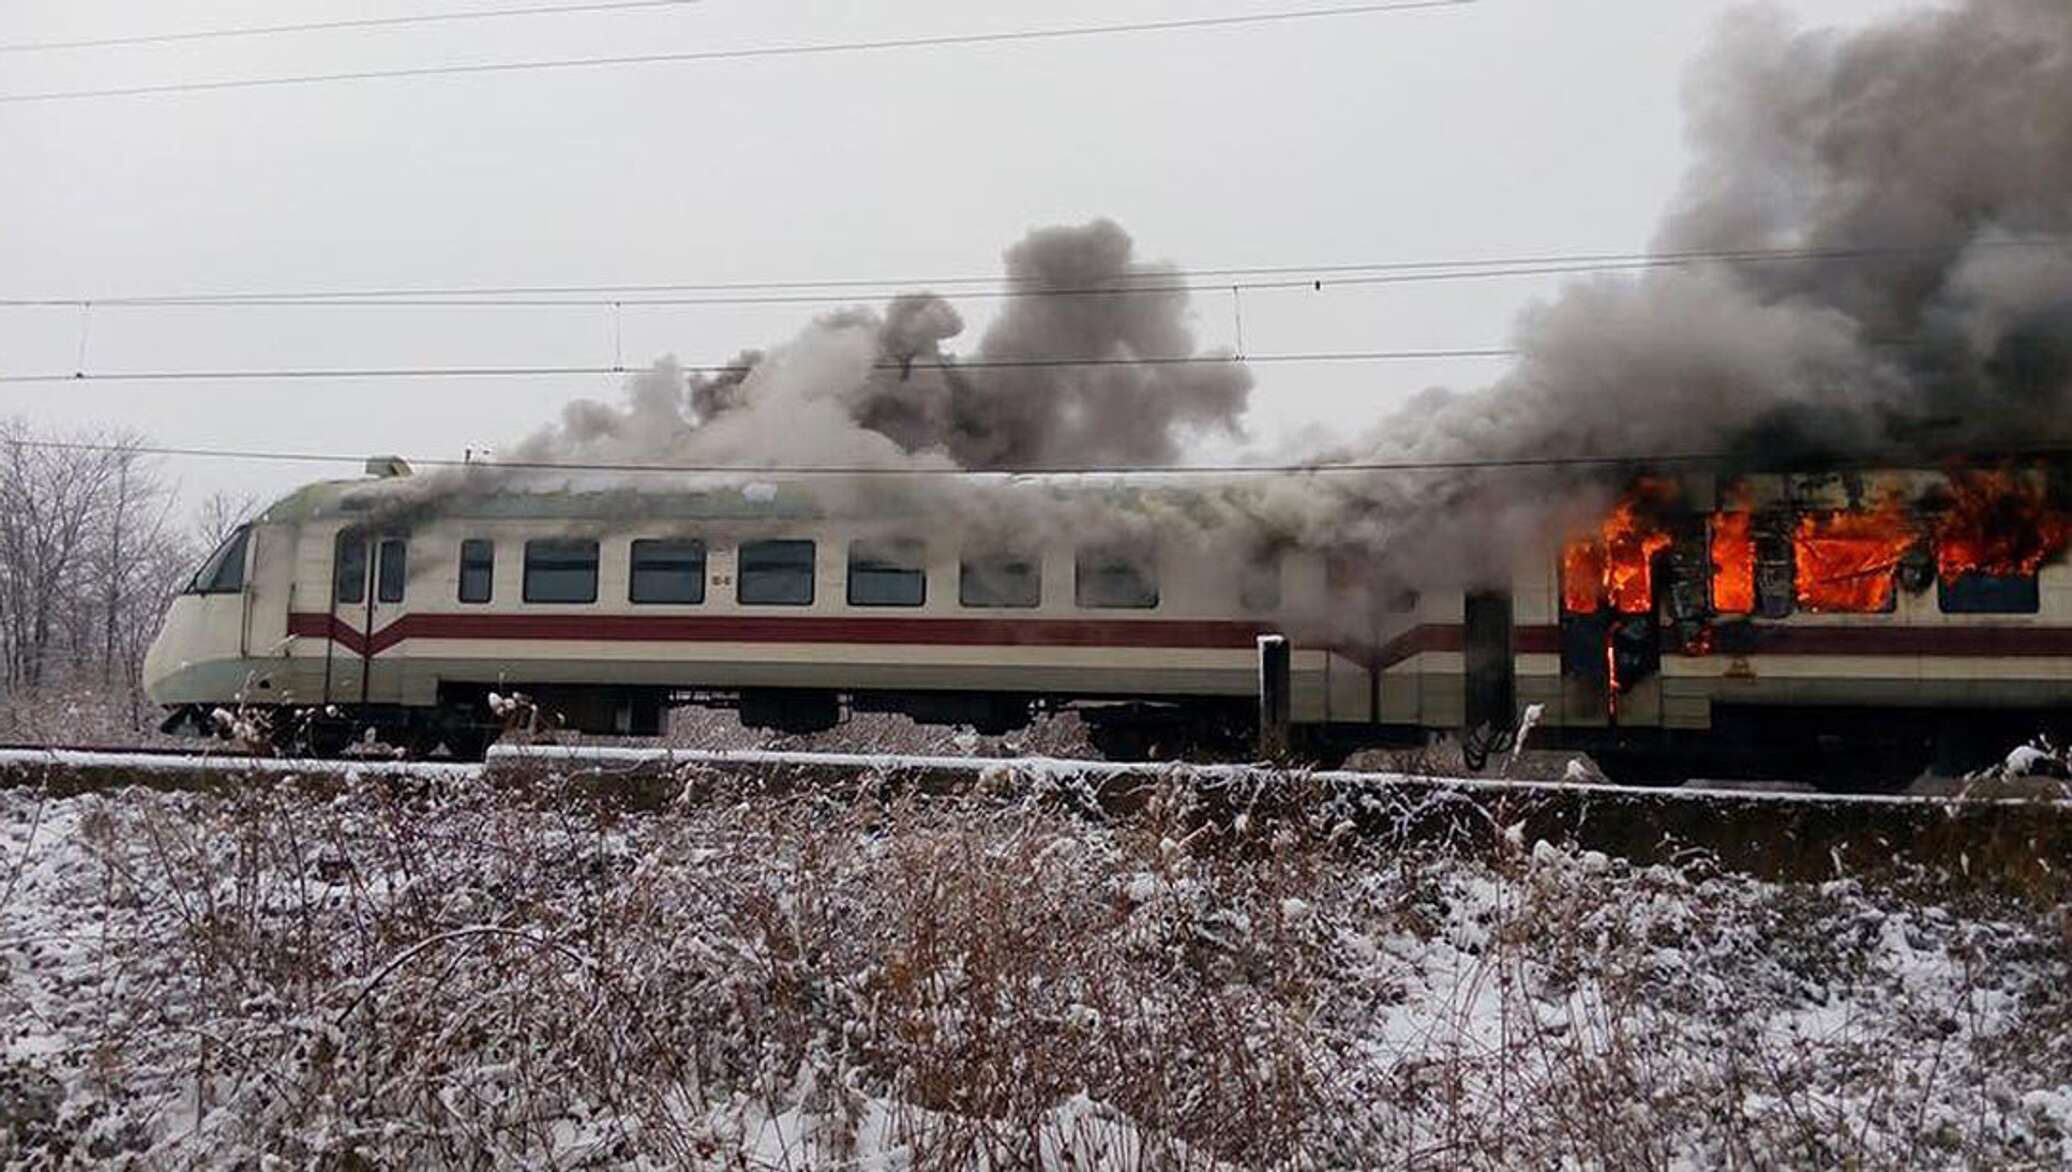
[1371,623,2072,669]
[288,611,1281,656]
[287,612,2072,667]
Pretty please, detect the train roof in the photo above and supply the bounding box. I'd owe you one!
[253,467,1262,528]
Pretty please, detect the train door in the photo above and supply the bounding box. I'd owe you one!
[1463,590,1516,734]
[325,529,410,704]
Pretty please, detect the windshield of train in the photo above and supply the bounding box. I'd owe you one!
[186,525,251,595]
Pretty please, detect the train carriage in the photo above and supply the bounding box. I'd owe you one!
[146,458,2072,779]
[145,459,1380,758]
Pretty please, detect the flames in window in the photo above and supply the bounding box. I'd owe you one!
[1793,498,1918,613]
[1933,470,2071,583]
[1709,509,1755,615]
[1561,483,1675,615]
[1563,469,2070,624]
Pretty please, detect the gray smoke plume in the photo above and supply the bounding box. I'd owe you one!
[1300,0,2072,589]
[472,0,2070,616]
[518,219,1250,473]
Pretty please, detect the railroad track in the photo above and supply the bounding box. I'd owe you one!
[2,742,2067,887]
[0,741,253,758]
[0,741,2063,807]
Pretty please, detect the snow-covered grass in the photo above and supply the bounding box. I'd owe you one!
[2,770,2069,1168]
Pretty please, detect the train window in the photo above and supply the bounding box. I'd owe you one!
[1938,572,2040,614]
[188,525,250,595]
[458,539,494,604]
[1710,512,1756,614]
[334,531,367,604]
[1076,545,1158,609]
[848,539,926,607]
[630,539,707,604]
[524,539,599,604]
[738,539,815,606]
[376,538,407,604]
[1792,513,1907,614]
[1238,553,1282,612]
[959,554,1041,608]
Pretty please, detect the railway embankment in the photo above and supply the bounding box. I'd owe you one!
[1,744,2066,890]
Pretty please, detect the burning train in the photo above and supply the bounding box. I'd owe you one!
[142,455,2072,782]
[1385,462,2072,780]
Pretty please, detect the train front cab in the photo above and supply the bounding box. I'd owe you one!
[145,517,301,723]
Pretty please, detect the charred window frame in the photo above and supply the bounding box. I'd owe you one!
[376,537,407,604]
[630,539,707,604]
[458,539,494,604]
[1752,512,1797,618]
[738,539,815,606]
[523,538,600,604]
[334,530,367,604]
[188,525,251,596]
[847,539,926,607]
[1075,544,1159,610]
[959,553,1041,609]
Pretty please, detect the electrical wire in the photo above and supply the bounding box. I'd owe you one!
[0,0,702,55]
[9,435,2069,479]
[0,349,1518,385]
[6,238,2061,311]
[0,1,1474,105]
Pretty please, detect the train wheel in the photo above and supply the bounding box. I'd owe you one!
[441,725,494,762]
[274,715,352,759]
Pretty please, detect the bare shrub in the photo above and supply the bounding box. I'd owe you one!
[2,773,2068,1167]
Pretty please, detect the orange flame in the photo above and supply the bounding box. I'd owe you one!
[1561,540,1607,614]
[1562,486,1674,615]
[1933,470,2071,582]
[1709,510,1755,614]
[1794,498,1917,613]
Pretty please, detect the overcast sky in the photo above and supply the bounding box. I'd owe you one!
[1,0,1921,523]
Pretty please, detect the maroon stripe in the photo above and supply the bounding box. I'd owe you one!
[289,611,2072,665]
[288,613,368,655]
[1373,621,2072,670]
[290,611,1279,656]
[1375,624,1460,669]
[1371,625,1562,669]
[1515,625,1562,655]
[1751,625,2072,657]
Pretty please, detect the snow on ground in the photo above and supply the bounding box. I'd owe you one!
[0,747,482,777]
[1,771,2068,1168]
[493,743,2071,808]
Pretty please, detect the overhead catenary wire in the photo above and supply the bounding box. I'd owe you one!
[0,350,1520,386]
[4,238,2063,311]
[0,0,702,55]
[0,1,1474,105]
[11,435,2072,479]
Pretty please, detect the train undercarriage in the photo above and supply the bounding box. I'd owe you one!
[162,680,2064,788]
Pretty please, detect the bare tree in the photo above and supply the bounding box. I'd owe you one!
[194,488,258,549]
[0,420,201,735]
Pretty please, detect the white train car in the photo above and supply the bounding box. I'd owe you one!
[144,460,1378,757]
[147,458,2072,777]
